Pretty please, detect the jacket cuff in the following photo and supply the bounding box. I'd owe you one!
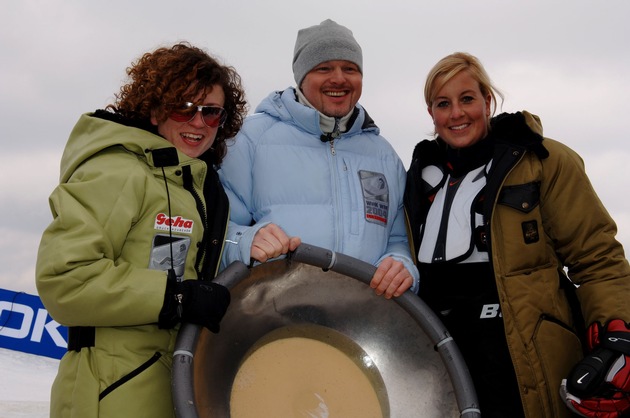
[221,221,271,269]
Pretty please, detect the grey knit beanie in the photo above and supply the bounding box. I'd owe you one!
[292,19,363,86]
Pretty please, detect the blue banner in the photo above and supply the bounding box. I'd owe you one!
[0,288,67,359]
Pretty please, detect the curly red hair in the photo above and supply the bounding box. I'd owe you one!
[109,42,247,165]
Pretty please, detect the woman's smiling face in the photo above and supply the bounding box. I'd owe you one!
[428,71,491,149]
[152,85,225,158]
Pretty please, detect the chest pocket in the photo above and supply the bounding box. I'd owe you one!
[497,181,542,246]
[498,181,540,213]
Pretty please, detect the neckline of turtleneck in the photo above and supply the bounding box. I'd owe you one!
[295,87,354,136]
[441,135,494,178]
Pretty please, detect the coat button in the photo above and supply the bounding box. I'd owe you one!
[522,202,530,209]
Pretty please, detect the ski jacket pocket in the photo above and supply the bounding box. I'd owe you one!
[99,352,162,401]
[498,181,540,213]
[531,315,583,417]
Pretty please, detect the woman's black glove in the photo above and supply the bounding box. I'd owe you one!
[158,271,230,333]
[560,319,630,417]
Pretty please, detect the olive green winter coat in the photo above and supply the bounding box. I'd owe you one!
[36,112,228,418]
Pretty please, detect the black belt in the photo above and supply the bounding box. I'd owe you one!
[67,326,95,351]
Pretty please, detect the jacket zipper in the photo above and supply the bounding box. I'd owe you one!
[182,165,208,277]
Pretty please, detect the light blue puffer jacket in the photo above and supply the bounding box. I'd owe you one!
[219,87,419,291]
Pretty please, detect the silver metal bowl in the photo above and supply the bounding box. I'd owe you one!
[173,244,479,418]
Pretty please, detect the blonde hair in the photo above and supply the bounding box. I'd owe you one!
[424,52,503,116]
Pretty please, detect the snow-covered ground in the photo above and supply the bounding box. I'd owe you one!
[0,348,58,418]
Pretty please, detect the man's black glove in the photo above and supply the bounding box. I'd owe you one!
[158,270,230,333]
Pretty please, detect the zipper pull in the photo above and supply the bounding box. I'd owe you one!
[329,117,341,156]
[320,117,340,156]
[176,293,183,318]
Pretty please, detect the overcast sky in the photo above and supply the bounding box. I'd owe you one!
[2,0,629,295]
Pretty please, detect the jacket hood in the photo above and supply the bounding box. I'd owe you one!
[59,112,192,183]
[491,111,548,159]
[254,87,379,137]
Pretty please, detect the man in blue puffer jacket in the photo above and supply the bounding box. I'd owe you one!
[219,19,419,298]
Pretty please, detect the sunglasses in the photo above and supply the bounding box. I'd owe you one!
[168,102,227,128]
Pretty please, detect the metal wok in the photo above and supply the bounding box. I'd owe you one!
[172,243,480,417]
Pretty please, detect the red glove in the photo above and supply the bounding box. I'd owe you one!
[560,319,630,417]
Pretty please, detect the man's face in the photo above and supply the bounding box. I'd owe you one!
[300,60,362,118]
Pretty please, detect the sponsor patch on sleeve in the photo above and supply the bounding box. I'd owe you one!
[358,170,389,226]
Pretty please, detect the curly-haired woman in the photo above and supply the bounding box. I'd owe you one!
[36,42,248,417]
